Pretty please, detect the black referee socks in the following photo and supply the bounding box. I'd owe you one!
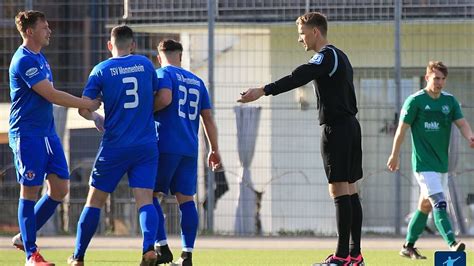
[334,194,352,258]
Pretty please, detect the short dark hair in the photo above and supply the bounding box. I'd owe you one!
[15,10,46,34]
[426,61,448,77]
[296,12,328,37]
[110,25,134,49]
[157,39,183,53]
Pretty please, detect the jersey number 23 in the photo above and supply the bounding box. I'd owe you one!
[178,85,200,120]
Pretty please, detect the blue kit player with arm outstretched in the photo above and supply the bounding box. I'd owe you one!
[68,25,160,266]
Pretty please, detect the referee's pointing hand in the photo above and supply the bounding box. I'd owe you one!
[237,87,265,103]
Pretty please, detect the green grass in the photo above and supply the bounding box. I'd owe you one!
[0,249,472,265]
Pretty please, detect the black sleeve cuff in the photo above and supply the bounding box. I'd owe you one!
[263,84,275,96]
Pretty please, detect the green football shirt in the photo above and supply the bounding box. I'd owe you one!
[400,90,464,173]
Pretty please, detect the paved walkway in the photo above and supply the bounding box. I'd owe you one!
[1,236,473,250]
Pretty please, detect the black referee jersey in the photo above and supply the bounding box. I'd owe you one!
[263,44,358,125]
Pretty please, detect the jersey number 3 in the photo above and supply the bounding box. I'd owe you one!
[123,77,139,109]
[178,85,200,120]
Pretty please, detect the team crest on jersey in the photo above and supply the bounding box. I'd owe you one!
[25,67,39,78]
[309,53,324,65]
[442,105,450,115]
[24,170,36,180]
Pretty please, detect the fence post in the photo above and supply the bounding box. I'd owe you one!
[394,0,402,236]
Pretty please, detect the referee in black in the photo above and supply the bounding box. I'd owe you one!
[238,12,364,266]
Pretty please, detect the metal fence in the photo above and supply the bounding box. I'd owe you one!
[1,0,474,237]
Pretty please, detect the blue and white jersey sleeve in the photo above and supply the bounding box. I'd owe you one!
[17,55,49,88]
[9,47,56,137]
[141,58,160,93]
[156,68,173,91]
[83,66,103,99]
[152,70,160,92]
[200,82,212,110]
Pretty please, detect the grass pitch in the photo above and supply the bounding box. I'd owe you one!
[0,249,472,265]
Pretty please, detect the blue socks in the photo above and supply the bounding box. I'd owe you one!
[34,194,61,230]
[74,207,101,259]
[18,195,61,259]
[180,201,198,252]
[18,199,37,259]
[73,204,159,257]
[153,197,167,245]
[139,204,158,253]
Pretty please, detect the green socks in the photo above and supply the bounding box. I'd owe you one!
[406,210,428,244]
[406,208,456,247]
[433,208,456,246]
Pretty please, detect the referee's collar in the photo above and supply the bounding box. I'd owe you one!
[318,44,334,53]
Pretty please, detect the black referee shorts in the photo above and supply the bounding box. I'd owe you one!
[320,116,363,184]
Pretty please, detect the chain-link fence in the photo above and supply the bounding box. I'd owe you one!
[1,0,474,237]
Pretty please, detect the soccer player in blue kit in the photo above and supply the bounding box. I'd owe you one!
[152,39,222,266]
[9,10,101,266]
[67,25,160,266]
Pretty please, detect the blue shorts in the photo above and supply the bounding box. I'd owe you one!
[91,143,158,193]
[9,135,69,186]
[154,153,197,196]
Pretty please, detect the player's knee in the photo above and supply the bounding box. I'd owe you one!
[175,193,194,205]
[434,201,447,210]
[328,182,350,199]
[429,192,447,210]
[420,199,432,212]
[49,187,68,201]
[21,185,42,200]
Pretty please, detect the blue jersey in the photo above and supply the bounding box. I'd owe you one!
[83,54,159,148]
[155,65,211,157]
[9,46,56,137]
